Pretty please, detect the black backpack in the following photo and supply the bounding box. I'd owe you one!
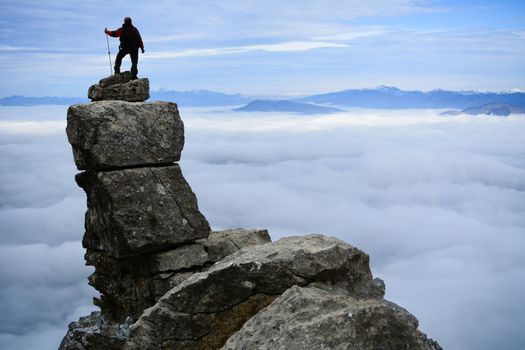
[119,24,137,50]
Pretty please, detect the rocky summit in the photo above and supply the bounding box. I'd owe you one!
[60,75,442,350]
[88,71,150,102]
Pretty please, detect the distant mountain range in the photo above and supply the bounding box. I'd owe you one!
[295,86,525,109]
[150,89,252,106]
[442,102,525,116]
[233,100,343,114]
[0,90,251,107]
[2,87,525,110]
[0,95,88,106]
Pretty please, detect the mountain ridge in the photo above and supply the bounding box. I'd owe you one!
[3,87,524,109]
[442,102,525,116]
[233,99,343,114]
[295,87,525,109]
[0,95,88,106]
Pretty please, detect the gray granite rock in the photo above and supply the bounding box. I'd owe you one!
[61,77,442,350]
[223,283,443,350]
[61,232,442,350]
[198,228,271,262]
[151,271,195,300]
[66,101,184,170]
[58,312,126,350]
[97,71,134,87]
[84,245,209,322]
[76,164,210,258]
[123,235,384,350]
[83,229,271,322]
[148,229,273,301]
[152,244,209,272]
[88,71,149,102]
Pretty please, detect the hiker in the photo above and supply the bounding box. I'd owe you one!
[104,17,144,79]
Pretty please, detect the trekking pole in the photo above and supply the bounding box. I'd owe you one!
[106,33,112,75]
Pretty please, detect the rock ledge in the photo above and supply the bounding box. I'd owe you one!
[88,71,149,102]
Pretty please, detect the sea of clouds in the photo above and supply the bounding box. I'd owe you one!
[0,105,524,350]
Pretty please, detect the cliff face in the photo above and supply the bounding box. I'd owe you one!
[60,73,442,350]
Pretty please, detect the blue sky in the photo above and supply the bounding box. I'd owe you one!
[0,0,524,96]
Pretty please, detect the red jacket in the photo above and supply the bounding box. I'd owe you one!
[107,25,144,50]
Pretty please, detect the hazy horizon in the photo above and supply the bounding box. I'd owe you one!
[2,84,525,100]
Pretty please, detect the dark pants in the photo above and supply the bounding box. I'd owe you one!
[114,47,139,78]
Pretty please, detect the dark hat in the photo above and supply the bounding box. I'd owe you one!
[124,17,132,24]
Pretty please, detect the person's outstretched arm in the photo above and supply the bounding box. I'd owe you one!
[104,27,122,37]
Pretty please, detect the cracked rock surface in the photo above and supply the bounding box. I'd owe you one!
[59,312,127,350]
[88,71,150,102]
[123,235,385,350]
[197,228,272,262]
[77,165,210,258]
[223,283,443,350]
[84,229,270,322]
[67,101,183,170]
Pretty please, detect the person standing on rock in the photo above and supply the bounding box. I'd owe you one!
[105,17,144,79]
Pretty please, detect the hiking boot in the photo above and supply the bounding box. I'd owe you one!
[114,68,120,75]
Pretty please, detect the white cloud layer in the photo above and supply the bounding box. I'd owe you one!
[0,106,524,349]
[180,108,525,350]
[0,106,97,349]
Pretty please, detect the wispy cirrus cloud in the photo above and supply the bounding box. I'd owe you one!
[143,41,348,60]
[0,44,43,52]
[311,26,390,41]
[0,0,440,48]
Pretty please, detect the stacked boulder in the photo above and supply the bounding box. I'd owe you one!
[60,74,442,350]
[88,72,150,102]
[60,73,271,349]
